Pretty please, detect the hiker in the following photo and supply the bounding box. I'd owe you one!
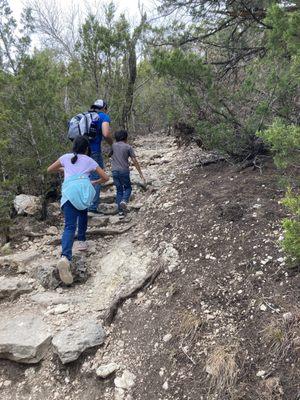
[110,130,145,218]
[47,136,109,284]
[88,99,113,214]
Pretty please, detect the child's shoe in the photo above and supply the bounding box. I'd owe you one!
[120,201,127,211]
[118,211,125,220]
[57,256,73,285]
[77,241,88,251]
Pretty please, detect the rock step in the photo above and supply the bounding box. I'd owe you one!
[0,277,33,300]
[0,313,52,364]
[52,319,106,364]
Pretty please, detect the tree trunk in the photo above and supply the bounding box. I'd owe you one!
[121,41,137,129]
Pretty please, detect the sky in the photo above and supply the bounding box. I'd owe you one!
[8,0,159,49]
[9,0,157,22]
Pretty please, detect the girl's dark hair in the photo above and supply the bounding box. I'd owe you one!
[115,130,128,142]
[71,136,91,164]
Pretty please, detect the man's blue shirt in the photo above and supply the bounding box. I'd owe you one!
[89,112,111,153]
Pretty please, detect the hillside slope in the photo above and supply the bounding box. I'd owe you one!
[0,133,299,400]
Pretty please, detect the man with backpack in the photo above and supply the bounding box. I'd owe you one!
[87,99,113,214]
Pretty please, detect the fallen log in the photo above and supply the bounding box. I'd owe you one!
[103,265,162,326]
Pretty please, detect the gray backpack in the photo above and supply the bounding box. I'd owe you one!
[67,112,99,141]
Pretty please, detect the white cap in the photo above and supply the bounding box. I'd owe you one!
[92,99,107,109]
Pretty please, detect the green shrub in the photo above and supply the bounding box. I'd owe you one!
[258,120,300,264]
[281,189,300,264]
[258,119,300,169]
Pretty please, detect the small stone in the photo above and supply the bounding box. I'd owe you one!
[24,368,36,378]
[162,381,169,390]
[46,226,59,235]
[115,388,125,400]
[260,304,267,311]
[4,380,11,387]
[51,304,69,315]
[256,370,266,378]
[163,334,172,343]
[114,370,136,390]
[282,312,294,323]
[96,363,119,378]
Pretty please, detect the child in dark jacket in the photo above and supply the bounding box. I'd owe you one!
[110,130,145,218]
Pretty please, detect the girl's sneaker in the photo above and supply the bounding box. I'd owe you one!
[118,211,125,220]
[57,256,73,285]
[77,241,88,251]
[120,201,127,211]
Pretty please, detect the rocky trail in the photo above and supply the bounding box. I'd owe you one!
[0,132,299,400]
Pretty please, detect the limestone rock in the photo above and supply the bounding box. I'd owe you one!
[30,292,81,306]
[0,313,52,363]
[47,202,61,217]
[35,263,60,289]
[96,362,119,378]
[14,194,42,216]
[0,250,40,272]
[88,215,110,228]
[46,226,59,235]
[99,204,118,215]
[0,242,11,256]
[0,277,32,300]
[160,242,179,272]
[114,370,136,390]
[50,304,69,315]
[91,239,151,311]
[101,192,115,204]
[52,319,106,364]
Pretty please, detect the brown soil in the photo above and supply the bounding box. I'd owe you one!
[108,160,300,400]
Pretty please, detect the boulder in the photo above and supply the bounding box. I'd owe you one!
[14,194,42,216]
[0,250,41,273]
[52,319,106,364]
[0,277,32,300]
[0,313,52,363]
[35,263,60,289]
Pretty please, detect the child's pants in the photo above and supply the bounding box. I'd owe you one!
[61,200,87,261]
[112,170,132,212]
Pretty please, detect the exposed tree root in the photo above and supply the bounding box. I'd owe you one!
[46,224,136,246]
[103,265,162,326]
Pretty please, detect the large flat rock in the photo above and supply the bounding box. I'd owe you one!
[30,292,82,306]
[0,277,33,300]
[0,250,41,272]
[91,239,152,311]
[52,319,106,364]
[0,313,52,363]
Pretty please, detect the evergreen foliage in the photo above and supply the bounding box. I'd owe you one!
[0,0,299,256]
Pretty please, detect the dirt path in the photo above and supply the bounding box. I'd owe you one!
[0,133,299,400]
